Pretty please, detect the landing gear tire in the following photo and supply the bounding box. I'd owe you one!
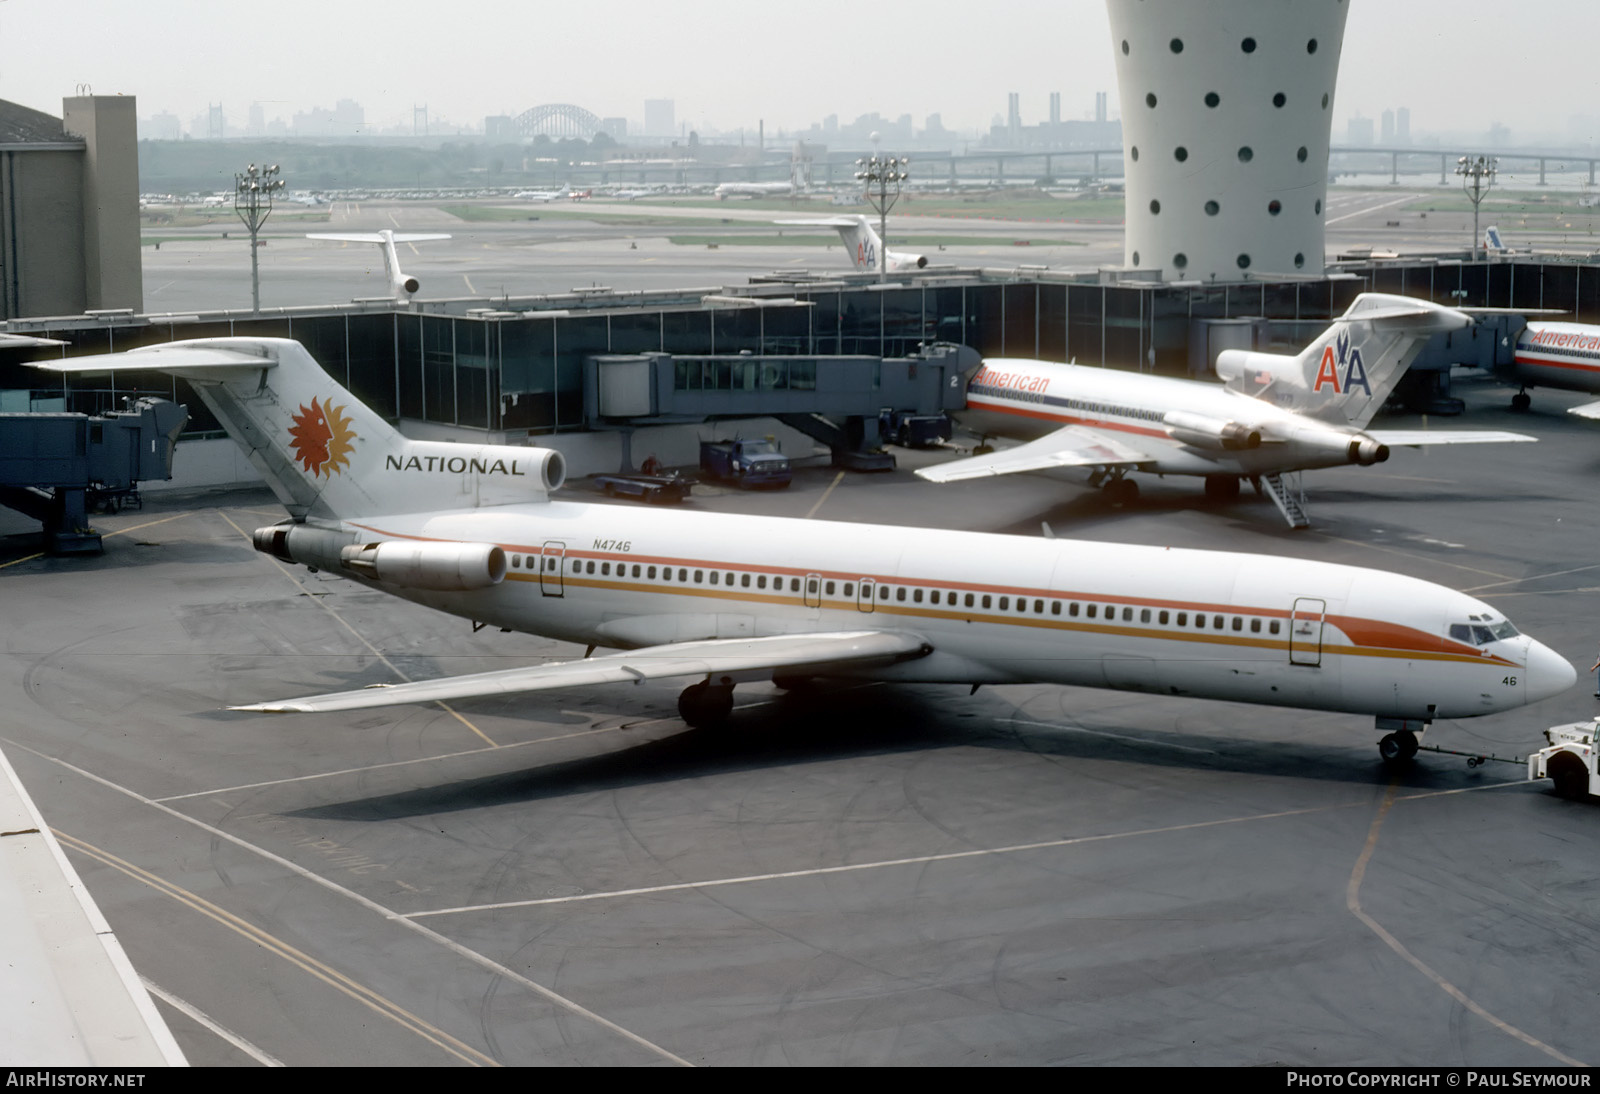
[974,443,995,456]
[1379,730,1419,765]
[1204,475,1241,500]
[678,680,734,729]
[772,674,814,692]
[1104,477,1139,505]
[1511,391,1532,412]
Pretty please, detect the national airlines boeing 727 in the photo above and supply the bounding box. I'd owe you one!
[36,337,1574,763]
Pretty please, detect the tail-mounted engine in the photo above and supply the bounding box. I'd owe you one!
[252,523,506,591]
[1164,410,1262,451]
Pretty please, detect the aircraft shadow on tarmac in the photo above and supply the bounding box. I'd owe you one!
[285,683,1497,823]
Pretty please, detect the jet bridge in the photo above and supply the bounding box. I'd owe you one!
[582,342,975,459]
[0,397,187,553]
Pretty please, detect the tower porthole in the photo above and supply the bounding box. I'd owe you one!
[1297,146,1308,162]
[1131,146,1139,161]
[1322,93,1330,109]
[1173,253,1188,269]
[1122,39,1129,55]
[1170,38,1183,53]
[1146,93,1158,109]
[1241,37,1256,53]
[1204,200,1219,216]
[1237,146,1253,163]
[1315,199,1322,215]
[1294,252,1306,269]
[1307,38,1318,54]
[1237,254,1252,269]
[1268,200,1282,215]
[1132,251,1141,266]
[1149,199,1161,214]
[1272,92,1287,109]
[1205,91,1220,108]
[1174,146,1188,162]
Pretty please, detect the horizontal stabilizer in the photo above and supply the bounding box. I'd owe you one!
[29,345,275,380]
[0,334,67,348]
[1363,429,1536,447]
[233,630,930,713]
[306,232,452,244]
[774,218,863,229]
[917,425,1148,483]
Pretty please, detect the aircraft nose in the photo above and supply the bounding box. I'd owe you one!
[1523,639,1577,704]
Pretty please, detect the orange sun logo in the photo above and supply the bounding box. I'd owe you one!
[288,398,357,477]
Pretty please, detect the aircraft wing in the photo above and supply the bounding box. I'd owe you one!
[306,232,452,244]
[1567,400,1600,420]
[915,425,1149,484]
[232,630,930,713]
[1363,429,1536,446]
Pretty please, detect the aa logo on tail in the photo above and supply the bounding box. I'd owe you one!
[288,398,358,477]
[1311,330,1372,396]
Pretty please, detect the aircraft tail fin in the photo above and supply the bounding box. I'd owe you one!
[33,338,563,521]
[1214,293,1471,428]
[1484,225,1506,252]
[306,230,450,301]
[774,216,878,271]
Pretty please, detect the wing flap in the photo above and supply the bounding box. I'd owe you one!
[232,630,930,713]
[1364,429,1536,446]
[916,425,1148,483]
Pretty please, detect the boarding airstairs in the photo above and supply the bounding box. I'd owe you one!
[1256,472,1310,529]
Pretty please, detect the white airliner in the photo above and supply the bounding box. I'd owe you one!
[775,215,928,273]
[305,229,451,302]
[1501,321,1600,417]
[514,186,570,203]
[34,337,1574,763]
[917,294,1534,527]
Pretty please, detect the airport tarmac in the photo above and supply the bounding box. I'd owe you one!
[2,373,1598,1066]
[135,184,1543,314]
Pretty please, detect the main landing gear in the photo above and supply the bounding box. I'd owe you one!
[678,677,735,729]
[1204,475,1241,500]
[1088,468,1139,505]
[1510,389,1532,412]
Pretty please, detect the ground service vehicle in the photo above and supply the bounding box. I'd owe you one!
[699,439,791,489]
[1529,720,1599,799]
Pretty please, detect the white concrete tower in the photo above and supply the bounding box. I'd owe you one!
[1107,0,1349,281]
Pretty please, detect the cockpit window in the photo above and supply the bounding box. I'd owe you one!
[1450,620,1519,646]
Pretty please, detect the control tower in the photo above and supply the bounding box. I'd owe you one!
[1107,0,1349,281]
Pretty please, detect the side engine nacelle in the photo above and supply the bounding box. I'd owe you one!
[887,251,929,271]
[1348,436,1390,465]
[339,540,506,591]
[252,523,507,590]
[1214,348,1293,385]
[1163,410,1262,451]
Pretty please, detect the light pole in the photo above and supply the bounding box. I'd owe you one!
[855,144,908,283]
[234,163,284,314]
[1455,155,1497,260]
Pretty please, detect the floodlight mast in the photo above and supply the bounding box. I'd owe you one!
[234,163,285,314]
[855,145,909,283]
[1455,155,1497,261]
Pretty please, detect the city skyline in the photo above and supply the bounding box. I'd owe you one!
[2,1,1595,146]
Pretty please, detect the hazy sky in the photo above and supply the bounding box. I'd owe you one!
[0,1,1592,141]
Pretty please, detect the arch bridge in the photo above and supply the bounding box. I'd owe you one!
[509,104,604,139]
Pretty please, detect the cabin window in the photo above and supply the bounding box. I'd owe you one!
[1051,601,1061,616]
[1122,607,1133,622]
[1269,620,1280,635]
[601,562,611,576]
[1213,615,1224,629]
[756,575,766,589]
[678,568,688,582]
[965,593,975,608]
[1087,604,1097,619]
[1141,609,1151,623]
[1194,614,1204,628]
[1250,618,1260,633]
[511,555,520,569]
[928,590,940,605]
[880,585,890,600]
[826,581,836,596]
[1070,603,1080,617]
[741,573,751,588]
[999,596,1009,610]
[710,571,719,585]
[647,566,656,579]
[843,583,854,598]
[982,595,991,609]
[662,568,672,582]
[1232,617,1242,631]
[808,578,818,595]
[1019,599,1029,613]
[630,565,639,578]
[694,569,704,583]
[896,587,906,602]
[791,578,801,593]
[1159,610,1169,624]
[913,588,924,603]
[1177,612,1188,626]
[725,572,734,586]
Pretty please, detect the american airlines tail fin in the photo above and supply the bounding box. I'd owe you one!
[33,338,564,521]
[306,229,451,301]
[773,216,927,272]
[1484,225,1506,253]
[1213,293,1471,428]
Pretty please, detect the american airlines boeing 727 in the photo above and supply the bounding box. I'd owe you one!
[919,294,1533,527]
[37,337,1574,764]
